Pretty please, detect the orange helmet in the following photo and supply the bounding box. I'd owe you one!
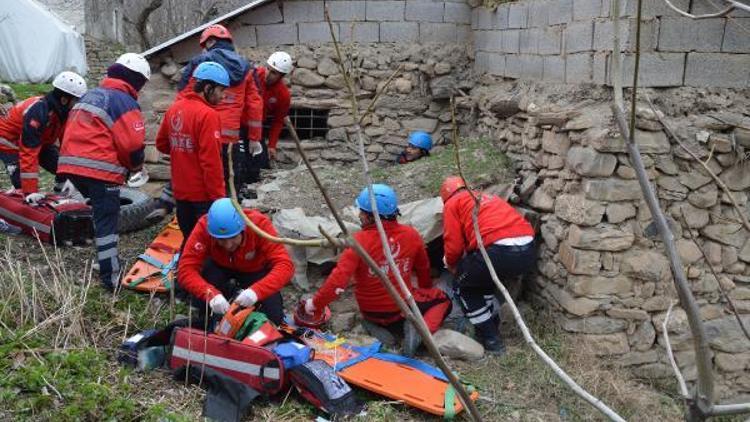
[440,176,466,203]
[200,24,233,46]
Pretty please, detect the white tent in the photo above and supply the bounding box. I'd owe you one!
[0,0,87,83]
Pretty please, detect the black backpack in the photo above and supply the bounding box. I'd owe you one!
[289,360,363,419]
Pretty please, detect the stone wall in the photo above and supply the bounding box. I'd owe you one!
[142,0,474,165]
[472,0,750,88]
[84,36,126,84]
[467,77,750,400]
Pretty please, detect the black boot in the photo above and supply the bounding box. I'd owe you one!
[475,319,506,356]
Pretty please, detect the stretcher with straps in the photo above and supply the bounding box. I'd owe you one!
[121,219,183,293]
[283,324,479,418]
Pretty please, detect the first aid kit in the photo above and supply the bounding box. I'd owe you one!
[0,190,92,245]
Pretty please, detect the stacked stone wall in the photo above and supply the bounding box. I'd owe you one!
[467,78,750,400]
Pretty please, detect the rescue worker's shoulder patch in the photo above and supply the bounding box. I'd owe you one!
[193,241,205,251]
[29,119,40,129]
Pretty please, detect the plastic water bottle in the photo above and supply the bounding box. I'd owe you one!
[0,218,22,235]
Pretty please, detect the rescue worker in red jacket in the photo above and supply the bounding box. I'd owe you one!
[0,71,87,201]
[155,62,228,242]
[179,198,294,324]
[147,24,264,221]
[58,53,150,290]
[440,176,536,354]
[245,51,293,183]
[303,184,451,356]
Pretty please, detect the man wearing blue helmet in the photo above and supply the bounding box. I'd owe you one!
[302,184,450,356]
[397,131,433,164]
[156,62,230,243]
[178,198,294,322]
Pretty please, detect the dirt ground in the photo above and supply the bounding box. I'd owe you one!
[0,159,687,421]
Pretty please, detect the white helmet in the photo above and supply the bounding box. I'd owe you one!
[115,53,151,80]
[52,71,87,98]
[267,51,293,74]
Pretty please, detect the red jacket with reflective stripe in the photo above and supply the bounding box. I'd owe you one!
[312,221,432,314]
[178,72,263,144]
[58,78,145,184]
[155,92,225,202]
[179,209,294,302]
[0,95,66,193]
[256,67,291,150]
[443,190,535,268]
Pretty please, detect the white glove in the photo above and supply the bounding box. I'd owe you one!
[24,192,45,205]
[304,298,316,315]
[127,169,149,188]
[249,141,263,157]
[209,294,230,314]
[235,288,258,307]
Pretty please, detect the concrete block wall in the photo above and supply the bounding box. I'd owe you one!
[472,0,750,88]
[224,0,472,48]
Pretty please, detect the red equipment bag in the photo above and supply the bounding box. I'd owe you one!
[0,190,92,245]
[169,327,285,395]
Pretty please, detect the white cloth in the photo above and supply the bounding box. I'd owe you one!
[494,236,534,246]
[0,0,87,82]
[24,192,45,205]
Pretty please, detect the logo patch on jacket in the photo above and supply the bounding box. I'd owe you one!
[29,119,40,129]
[268,97,277,104]
[244,251,255,260]
[193,242,205,251]
[133,121,145,132]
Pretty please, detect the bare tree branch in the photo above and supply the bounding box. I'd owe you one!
[645,95,750,233]
[663,301,690,398]
[610,0,716,418]
[707,402,750,416]
[358,64,404,126]
[136,0,165,50]
[678,210,750,342]
[323,7,483,420]
[449,99,626,422]
[659,0,734,18]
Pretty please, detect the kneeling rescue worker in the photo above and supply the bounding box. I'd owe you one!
[155,61,228,243]
[178,198,294,325]
[303,184,451,356]
[441,176,536,354]
[58,53,150,291]
[0,71,87,201]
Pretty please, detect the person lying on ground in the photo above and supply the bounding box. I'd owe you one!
[155,62,228,245]
[0,71,87,199]
[440,176,536,355]
[303,184,451,357]
[397,131,433,164]
[178,198,294,325]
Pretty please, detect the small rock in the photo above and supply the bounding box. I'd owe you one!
[630,321,656,351]
[331,312,357,332]
[701,223,747,248]
[567,224,634,252]
[569,275,633,296]
[687,184,718,209]
[555,194,605,226]
[709,134,733,153]
[566,146,617,177]
[393,78,412,94]
[559,242,601,275]
[719,162,750,191]
[676,239,702,265]
[317,57,339,76]
[160,60,178,77]
[607,308,650,320]
[583,179,643,202]
[541,130,570,155]
[622,250,671,282]
[561,316,627,334]
[528,188,554,212]
[581,333,630,355]
[546,285,600,316]
[634,129,671,154]
[434,62,452,75]
[606,203,636,223]
[291,68,325,87]
[734,127,750,149]
[433,329,484,361]
[297,55,318,69]
[696,130,710,143]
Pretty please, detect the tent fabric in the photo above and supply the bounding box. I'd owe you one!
[0,0,87,83]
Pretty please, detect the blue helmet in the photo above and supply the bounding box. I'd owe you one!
[408,131,432,151]
[193,61,230,87]
[355,184,399,217]
[207,198,244,238]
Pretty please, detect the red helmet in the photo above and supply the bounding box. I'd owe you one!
[440,176,466,203]
[293,300,331,329]
[199,24,233,46]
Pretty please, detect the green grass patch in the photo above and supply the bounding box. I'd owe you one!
[5,83,53,101]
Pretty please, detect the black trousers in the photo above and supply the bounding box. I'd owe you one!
[175,199,212,249]
[66,175,120,289]
[187,259,285,325]
[221,143,246,196]
[453,242,536,337]
[243,138,269,185]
